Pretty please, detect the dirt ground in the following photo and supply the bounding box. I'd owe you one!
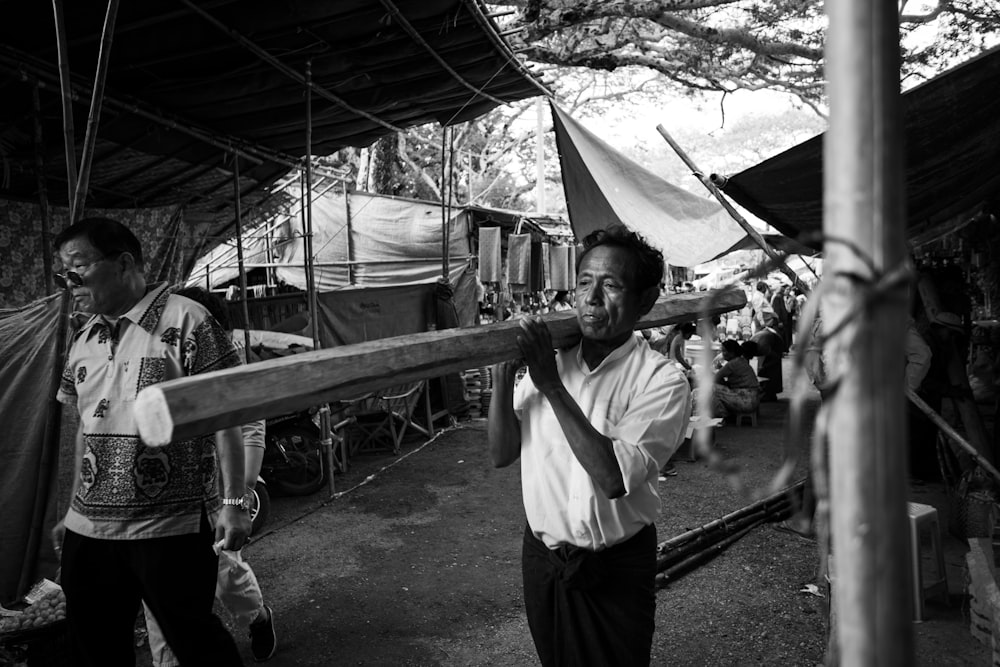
[200,390,987,666]
[21,357,990,666]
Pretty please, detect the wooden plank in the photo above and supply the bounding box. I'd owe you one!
[134,288,745,446]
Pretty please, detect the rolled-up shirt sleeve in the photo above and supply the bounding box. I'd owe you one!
[607,367,691,495]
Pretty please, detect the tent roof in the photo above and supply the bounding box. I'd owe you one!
[0,0,545,230]
[721,46,1000,249]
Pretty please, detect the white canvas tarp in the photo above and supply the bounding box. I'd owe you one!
[550,103,747,267]
[187,190,473,291]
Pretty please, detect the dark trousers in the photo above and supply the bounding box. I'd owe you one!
[522,523,656,667]
[61,515,243,667]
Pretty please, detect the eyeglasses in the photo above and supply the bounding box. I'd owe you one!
[54,256,115,290]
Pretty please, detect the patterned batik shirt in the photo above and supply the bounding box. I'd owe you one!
[57,282,241,540]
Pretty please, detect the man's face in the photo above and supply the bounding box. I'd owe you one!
[57,237,129,316]
[574,245,647,345]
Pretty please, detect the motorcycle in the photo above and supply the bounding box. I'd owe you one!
[261,410,327,496]
[260,408,354,498]
[249,476,270,535]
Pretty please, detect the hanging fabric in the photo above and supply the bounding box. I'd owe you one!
[507,233,532,289]
[478,227,502,282]
[540,242,551,291]
[550,244,572,290]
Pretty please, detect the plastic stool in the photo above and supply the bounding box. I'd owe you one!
[734,409,758,427]
[908,502,949,621]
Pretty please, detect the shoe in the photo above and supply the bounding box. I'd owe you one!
[658,463,678,481]
[249,605,277,662]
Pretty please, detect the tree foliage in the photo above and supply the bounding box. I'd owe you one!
[344,1,1000,209]
[498,0,1000,109]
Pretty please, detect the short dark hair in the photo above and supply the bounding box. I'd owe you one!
[740,341,759,358]
[722,339,741,357]
[576,225,664,292]
[53,217,144,268]
[756,281,768,292]
[678,322,697,337]
[174,285,231,331]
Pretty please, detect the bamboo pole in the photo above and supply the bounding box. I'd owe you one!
[304,62,319,349]
[344,181,355,285]
[656,504,791,571]
[655,125,807,293]
[301,59,335,495]
[133,289,745,446]
[657,479,805,553]
[905,387,1000,485]
[71,0,120,221]
[31,83,54,293]
[50,0,77,208]
[232,156,253,360]
[655,522,763,588]
[825,1,913,663]
[441,125,449,281]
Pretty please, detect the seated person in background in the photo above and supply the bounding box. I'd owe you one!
[547,290,573,312]
[710,340,760,419]
[750,313,786,401]
[669,322,697,375]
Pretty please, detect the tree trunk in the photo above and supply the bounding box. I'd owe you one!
[364,134,398,194]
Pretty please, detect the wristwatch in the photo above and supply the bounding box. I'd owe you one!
[221,493,251,511]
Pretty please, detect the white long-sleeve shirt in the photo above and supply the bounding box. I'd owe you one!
[513,334,691,550]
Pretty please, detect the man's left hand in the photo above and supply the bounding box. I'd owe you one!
[216,505,252,551]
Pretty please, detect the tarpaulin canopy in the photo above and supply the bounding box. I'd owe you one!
[721,46,1000,248]
[550,102,748,267]
[0,1,545,235]
[187,190,474,291]
[0,294,66,602]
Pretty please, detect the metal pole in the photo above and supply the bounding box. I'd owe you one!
[656,125,807,293]
[50,0,78,209]
[232,156,253,362]
[825,1,912,664]
[72,0,120,221]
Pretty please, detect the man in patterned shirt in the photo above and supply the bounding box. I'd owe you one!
[52,217,249,666]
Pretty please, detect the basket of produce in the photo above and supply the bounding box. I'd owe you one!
[0,580,70,665]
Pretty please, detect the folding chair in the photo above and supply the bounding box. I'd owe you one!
[337,380,434,467]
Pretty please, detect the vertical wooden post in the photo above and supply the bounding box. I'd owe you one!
[31,83,54,293]
[301,60,334,495]
[304,61,319,349]
[71,0,119,221]
[50,0,78,209]
[344,181,355,285]
[232,156,252,361]
[824,1,913,664]
[440,125,450,283]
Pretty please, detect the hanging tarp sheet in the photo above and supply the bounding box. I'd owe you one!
[721,46,1000,247]
[314,269,477,347]
[189,191,474,291]
[550,103,747,267]
[0,293,66,602]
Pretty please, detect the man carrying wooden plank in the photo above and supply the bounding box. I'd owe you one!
[51,217,248,666]
[488,225,692,666]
